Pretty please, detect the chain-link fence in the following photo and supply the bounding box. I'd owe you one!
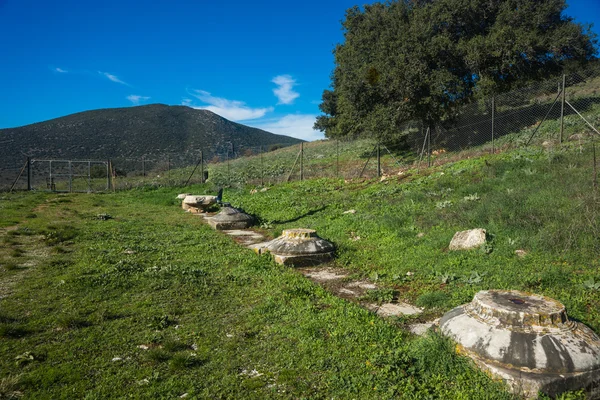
[2,65,600,192]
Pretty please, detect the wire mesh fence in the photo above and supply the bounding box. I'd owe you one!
[2,65,600,192]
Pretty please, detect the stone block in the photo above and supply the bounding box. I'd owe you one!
[440,290,600,399]
[449,228,487,250]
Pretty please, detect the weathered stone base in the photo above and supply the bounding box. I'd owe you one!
[248,242,271,255]
[468,354,600,399]
[207,219,253,230]
[272,252,333,267]
[184,205,211,214]
[249,243,333,266]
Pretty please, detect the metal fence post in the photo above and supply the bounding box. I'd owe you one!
[336,140,340,178]
[560,74,566,144]
[227,147,231,185]
[200,151,204,184]
[427,126,432,167]
[377,143,381,177]
[491,97,495,154]
[106,160,111,191]
[27,157,31,191]
[300,142,304,181]
[142,157,146,177]
[260,146,264,186]
[593,134,598,191]
[87,161,91,193]
[68,161,73,193]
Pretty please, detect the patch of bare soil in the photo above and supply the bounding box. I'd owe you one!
[0,226,50,300]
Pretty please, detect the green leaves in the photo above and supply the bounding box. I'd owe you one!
[317,0,598,140]
[583,278,600,291]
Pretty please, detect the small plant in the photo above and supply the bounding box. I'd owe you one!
[147,315,175,330]
[57,314,91,329]
[3,261,20,271]
[583,278,600,291]
[259,220,273,229]
[507,237,517,246]
[437,272,457,284]
[0,324,29,339]
[463,271,487,284]
[169,353,205,370]
[369,271,380,282]
[462,193,480,202]
[43,225,78,246]
[96,213,113,220]
[415,291,449,309]
[145,348,171,364]
[10,248,25,258]
[162,339,189,353]
[435,200,453,209]
[14,352,35,367]
[479,242,494,254]
[523,168,537,176]
[362,288,395,304]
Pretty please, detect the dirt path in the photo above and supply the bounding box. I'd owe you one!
[0,225,50,300]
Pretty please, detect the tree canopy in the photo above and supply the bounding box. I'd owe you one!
[315,0,598,141]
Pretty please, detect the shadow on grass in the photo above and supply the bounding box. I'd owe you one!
[272,206,328,225]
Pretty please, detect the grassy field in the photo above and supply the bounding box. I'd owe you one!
[2,137,600,398]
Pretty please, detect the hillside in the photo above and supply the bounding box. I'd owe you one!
[0,104,303,170]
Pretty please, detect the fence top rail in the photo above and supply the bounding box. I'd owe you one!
[31,159,108,164]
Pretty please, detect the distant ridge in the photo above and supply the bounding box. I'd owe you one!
[0,104,303,169]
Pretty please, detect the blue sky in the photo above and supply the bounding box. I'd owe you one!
[0,0,599,141]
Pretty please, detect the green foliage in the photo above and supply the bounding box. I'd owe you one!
[42,225,78,246]
[2,143,600,398]
[415,291,450,309]
[583,277,600,291]
[317,0,598,140]
[362,288,395,304]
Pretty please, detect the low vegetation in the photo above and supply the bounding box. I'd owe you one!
[1,131,599,398]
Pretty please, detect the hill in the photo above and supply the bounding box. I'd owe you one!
[0,104,303,170]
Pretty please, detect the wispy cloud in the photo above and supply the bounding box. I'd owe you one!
[99,71,129,86]
[184,90,273,121]
[250,114,324,142]
[54,67,68,73]
[272,75,300,105]
[127,95,151,105]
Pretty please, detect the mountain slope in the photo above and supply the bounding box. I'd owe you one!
[0,104,303,169]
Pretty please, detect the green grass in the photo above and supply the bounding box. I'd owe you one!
[223,144,600,334]
[0,187,514,399]
[1,138,599,398]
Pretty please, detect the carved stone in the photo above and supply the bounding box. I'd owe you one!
[440,290,600,399]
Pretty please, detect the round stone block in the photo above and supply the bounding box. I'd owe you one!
[207,206,254,230]
[260,229,335,267]
[440,290,600,398]
[182,195,217,213]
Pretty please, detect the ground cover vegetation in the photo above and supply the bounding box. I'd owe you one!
[1,134,599,398]
[315,0,598,142]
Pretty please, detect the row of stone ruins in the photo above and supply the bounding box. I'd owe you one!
[178,192,600,399]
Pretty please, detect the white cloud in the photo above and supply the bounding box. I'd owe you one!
[99,71,129,86]
[185,90,273,121]
[127,95,151,105]
[54,67,68,73]
[250,114,324,142]
[272,75,299,105]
